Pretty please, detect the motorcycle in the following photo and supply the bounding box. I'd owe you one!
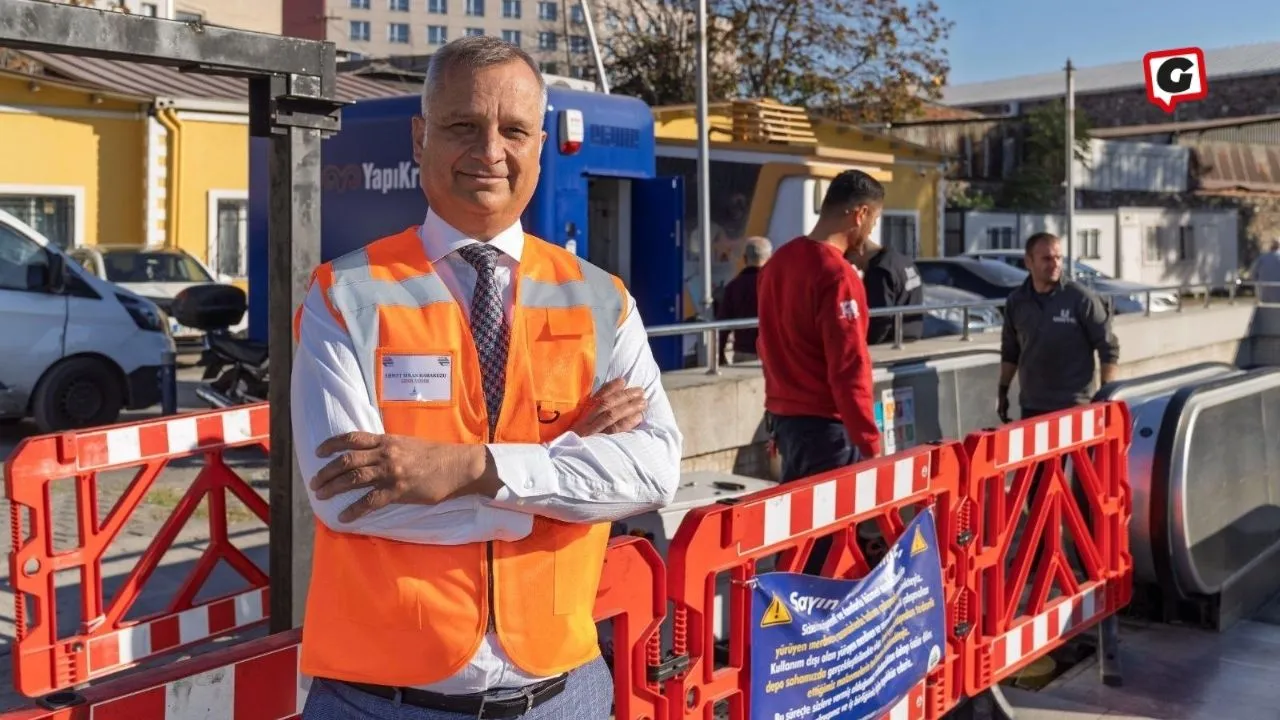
[171,284,269,408]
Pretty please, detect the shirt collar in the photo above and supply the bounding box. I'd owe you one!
[420,208,525,264]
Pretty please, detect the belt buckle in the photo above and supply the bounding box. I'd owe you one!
[475,689,535,720]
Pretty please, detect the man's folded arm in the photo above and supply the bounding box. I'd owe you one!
[486,294,684,523]
[291,284,532,544]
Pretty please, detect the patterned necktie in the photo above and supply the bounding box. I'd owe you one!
[456,243,509,438]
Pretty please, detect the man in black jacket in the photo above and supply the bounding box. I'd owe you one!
[851,239,925,344]
[998,232,1119,422]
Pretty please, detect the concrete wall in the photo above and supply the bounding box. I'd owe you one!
[664,303,1263,477]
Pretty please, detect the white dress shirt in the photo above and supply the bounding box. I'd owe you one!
[290,209,683,693]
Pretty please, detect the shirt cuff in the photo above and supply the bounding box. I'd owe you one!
[487,442,559,507]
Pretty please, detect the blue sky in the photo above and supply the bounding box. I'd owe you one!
[937,0,1280,85]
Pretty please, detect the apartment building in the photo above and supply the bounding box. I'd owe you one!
[47,0,283,34]
[283,0,598,76]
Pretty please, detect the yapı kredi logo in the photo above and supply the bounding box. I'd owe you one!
[1143,47,1208,113]
[323,161,421,194]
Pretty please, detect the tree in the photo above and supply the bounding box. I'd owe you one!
[597,0,738,106]
[597,0,952,117]
[1000,101,1093,211]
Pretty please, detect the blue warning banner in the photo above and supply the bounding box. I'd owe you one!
[750,508,946,720]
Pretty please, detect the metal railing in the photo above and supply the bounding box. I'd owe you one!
[652,280,1279,375]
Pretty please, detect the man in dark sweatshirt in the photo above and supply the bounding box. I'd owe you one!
[998,232,1119,421]
[850,239,925,345]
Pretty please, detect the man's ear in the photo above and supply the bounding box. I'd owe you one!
[411,115,426,164]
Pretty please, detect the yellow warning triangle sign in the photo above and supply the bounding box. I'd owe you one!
[911,527,930,556]
[760,595,793,628]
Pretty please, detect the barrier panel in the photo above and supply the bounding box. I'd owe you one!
[959,402,1133,697]
[5,404,273,698]
[0,536,667,720]
[663,442,969,720]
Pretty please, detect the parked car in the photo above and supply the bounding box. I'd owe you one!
[919,257,1147,315]
[920,285,1004,338]
[962,249,1177,313]
[0,210,174,432]
[68,245,248,342]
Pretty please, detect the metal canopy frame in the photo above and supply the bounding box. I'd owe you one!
[0,0,339,630]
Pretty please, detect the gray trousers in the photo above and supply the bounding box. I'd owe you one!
[301,657,613,720]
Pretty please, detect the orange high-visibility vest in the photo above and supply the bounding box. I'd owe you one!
[297,227,627,686]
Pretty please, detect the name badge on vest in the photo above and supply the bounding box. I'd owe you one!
[380,353,453,403]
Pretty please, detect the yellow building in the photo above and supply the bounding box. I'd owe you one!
[652,101,950,260]
[0,51,405,279]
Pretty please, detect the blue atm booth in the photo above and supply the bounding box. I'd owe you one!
[247,86,685,369]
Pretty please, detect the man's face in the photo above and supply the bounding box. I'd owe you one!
[411,60,546,233]
[847,203,882,254]
[1027,239,1064,285]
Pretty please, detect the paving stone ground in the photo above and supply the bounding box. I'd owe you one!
[0,360,272,711]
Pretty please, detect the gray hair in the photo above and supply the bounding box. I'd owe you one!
[743,236,772,265]
[420,36,549,120]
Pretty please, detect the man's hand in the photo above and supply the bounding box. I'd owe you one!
[997,385,1011,424]
[310,432,498,523]
[569,378,647,436]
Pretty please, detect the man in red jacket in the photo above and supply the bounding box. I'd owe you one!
[758,170,884,487]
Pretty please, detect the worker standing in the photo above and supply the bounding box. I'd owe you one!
[290,37,682,720]
[998,232,1119,421]
[1250,239,1280,304]
[758,170,883,482]
[850,238,925,345]
[715,236,771,364]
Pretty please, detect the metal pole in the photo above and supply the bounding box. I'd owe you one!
[264,75,325,632]
[578,0,610,93]
[1065,58,1076,280]
[695,0,715,373]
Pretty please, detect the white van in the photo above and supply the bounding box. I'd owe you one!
[0,210,175,433]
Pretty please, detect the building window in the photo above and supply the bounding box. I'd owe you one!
[175,10,203,22]
[388,23,410,43]
[1144,226,1163,263]
[467,27,485,36]
[349,20,370,41]
[882,213,919,258]
[1077,229,1100,259]
[350,0,370,7]
[538,31,557,50]
[428,25,448,44]
[503,0,521,18]
[389,0,409,10]
[538,1,557,21]
[1178,225,1194,261]
[209,194,249,278]
[569,35,588,54]
[502,29,522,45]
[466,0,485,15]
[985,226,1017,251]
[539,61,558,74]
[428,0,447,12]
[140,2,158,16]
[0,193,75,250]
[570,3,584,23]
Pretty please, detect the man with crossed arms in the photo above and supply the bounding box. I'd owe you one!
[290,36,682,720]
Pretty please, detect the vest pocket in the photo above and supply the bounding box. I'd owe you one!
[535,399,579,441]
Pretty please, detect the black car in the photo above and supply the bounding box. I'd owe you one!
[915,257,1028,301]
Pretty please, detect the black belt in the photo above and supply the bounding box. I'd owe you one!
[338,674,568,718]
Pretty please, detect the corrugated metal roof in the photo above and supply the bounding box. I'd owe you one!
[1193,141,1280,193]
[943,41,1280,107]
[14,50,415,104]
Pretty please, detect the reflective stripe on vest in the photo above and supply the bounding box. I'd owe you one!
[326,246,622,408]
